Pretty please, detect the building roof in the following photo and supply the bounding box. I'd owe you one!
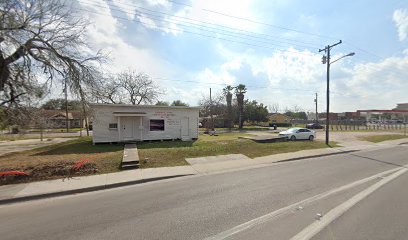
[268,113,290,117]
[40,109,83,119]
[90,103,201,109]
[357,109,408,113]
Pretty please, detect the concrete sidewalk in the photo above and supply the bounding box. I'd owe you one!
[0,166,196,204]
[0,138,75,157]
[1,138,406,204]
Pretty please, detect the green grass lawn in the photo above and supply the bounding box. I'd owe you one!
[358,134,408,143]
[138,133,337,168]
[1,133,338,184]
[198,126,271,132]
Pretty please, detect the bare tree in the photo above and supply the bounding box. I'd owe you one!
[0,0,104,106]
[292,104,303,112]
[117,70,162,105]
[198,92,225,118]
[268,103,280,113]
[91,76,123,104]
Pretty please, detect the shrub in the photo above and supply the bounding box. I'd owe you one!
[269,123,292,127]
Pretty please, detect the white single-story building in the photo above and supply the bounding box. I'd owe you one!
[91,104,200,143]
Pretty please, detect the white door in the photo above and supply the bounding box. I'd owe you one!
[181,117,189,138]
[122,117,134,140]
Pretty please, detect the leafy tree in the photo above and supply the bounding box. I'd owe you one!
[0,0,104,106]
[235,84,247,129]
[42,98,81,111]
[285,111,307,120]
[296,111,307,120]
[171,100,189,106]
[155,101,170,106]
[243,100,269,123]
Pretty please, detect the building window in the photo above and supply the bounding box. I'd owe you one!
[109,123,118,129]
[150,119,165,131]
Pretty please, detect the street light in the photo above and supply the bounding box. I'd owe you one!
[331,52,355,64]
[320,44,355,145]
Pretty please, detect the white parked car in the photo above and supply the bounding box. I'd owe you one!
[279,128,316,141]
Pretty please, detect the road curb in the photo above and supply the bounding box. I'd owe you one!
[0,149,362,205]
[0,174,193,205]
[276,150,359,163]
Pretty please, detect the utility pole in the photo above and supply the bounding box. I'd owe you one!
[64,78,69,133]
[314,93,318,124]
[209,88,214,131]
[319,40,342,145]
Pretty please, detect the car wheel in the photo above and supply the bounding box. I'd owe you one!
[290,135,296,141]
[309,135,314,141]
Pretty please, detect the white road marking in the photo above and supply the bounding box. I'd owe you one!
[290,167,408,240]
[204,166,403,240]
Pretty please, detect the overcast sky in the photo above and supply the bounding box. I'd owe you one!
[74,0,408,113]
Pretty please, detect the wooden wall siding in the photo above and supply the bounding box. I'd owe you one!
[92,105,199,143]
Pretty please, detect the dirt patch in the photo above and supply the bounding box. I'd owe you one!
[315,131,403,144]
[0,161,98,185]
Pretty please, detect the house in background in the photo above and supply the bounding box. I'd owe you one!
[41,110,85,128]
[268,113,291,124]
[318,112,339,121]
[91,104,199,143]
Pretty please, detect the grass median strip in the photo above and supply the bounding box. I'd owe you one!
[358,134,408,143]
[0,133,337,184]
[138,133,337,168]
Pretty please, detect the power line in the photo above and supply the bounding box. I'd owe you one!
[202,8,338,40]
[76,3,317,56]
[151,76,318,92]
[134,4,322,48]
[77,6,408,85]
[134,8,320,50]
[102,0,408,77]
[83,0,322,49]
[119,0,338,40]
[109,0,406,72]
[161,0,402,66]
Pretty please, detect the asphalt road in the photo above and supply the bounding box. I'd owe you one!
[0,145,407,240]
[313,166,408,240]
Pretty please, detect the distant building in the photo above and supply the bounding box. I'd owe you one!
[268,113,291,123]
[395,103,408,110]
[318,112,338,121]
[357,103,408,122]
[337,112,362,121]
[41,110,85,128]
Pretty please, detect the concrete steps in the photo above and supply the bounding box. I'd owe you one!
[121,144,140,169]
[121,160,139,169]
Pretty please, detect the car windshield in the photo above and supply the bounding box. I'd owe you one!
[287,128,300,132]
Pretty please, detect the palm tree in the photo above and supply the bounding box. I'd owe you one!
[223,85,234,129]
[235,84,247,129]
